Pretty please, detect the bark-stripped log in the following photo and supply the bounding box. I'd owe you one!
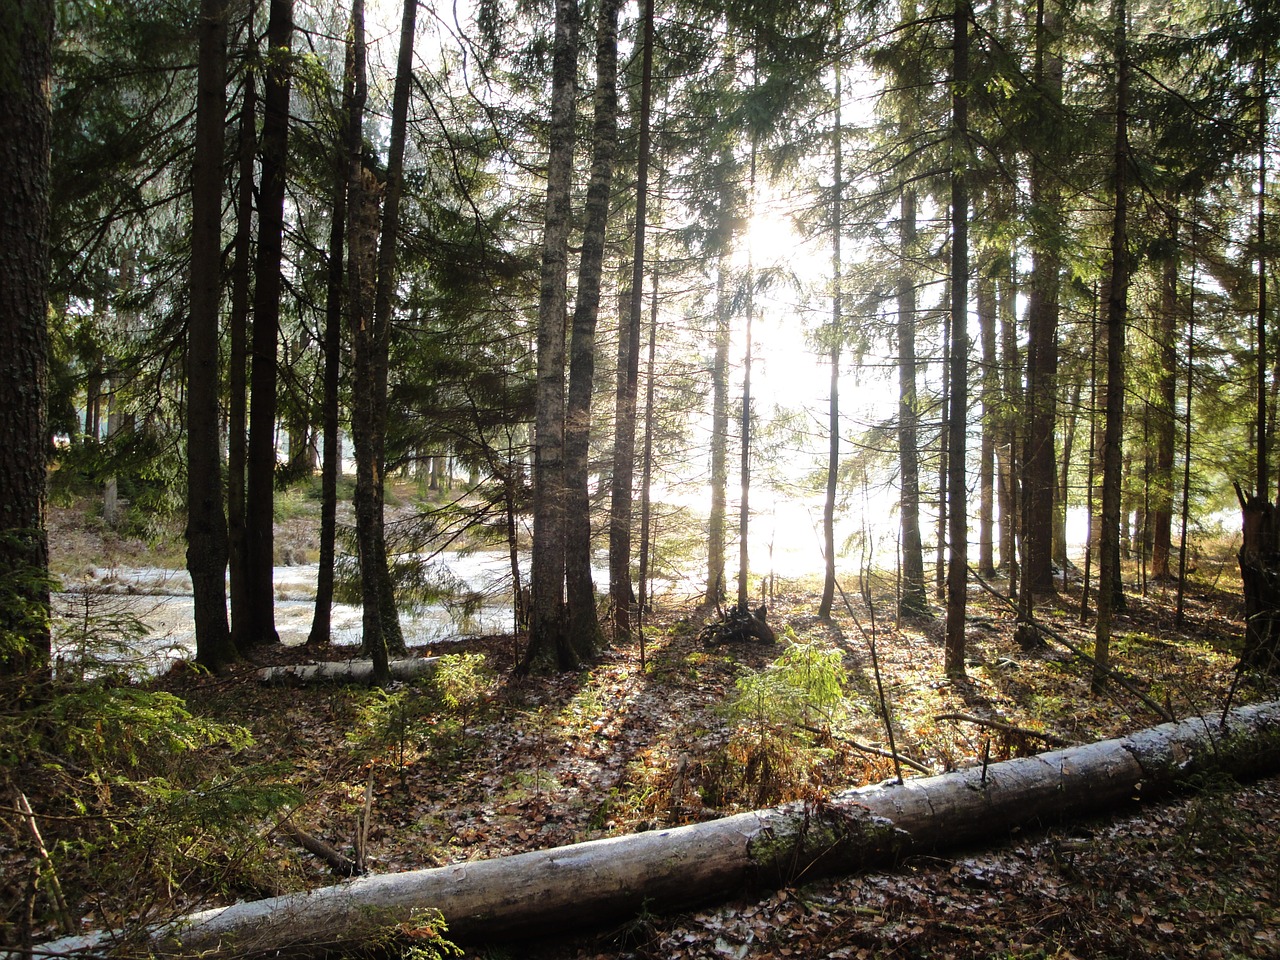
[28,701,1280,959]
[257,657,438,684]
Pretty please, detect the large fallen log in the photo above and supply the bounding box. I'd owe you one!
[29,700,1280,959]
[256,657,439,684]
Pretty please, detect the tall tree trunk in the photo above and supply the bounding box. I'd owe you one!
[609,0,653,641]
[365,0,419,666]
[1176,207,1198,627]
[1150,200,1179,580]
[707,244,731,607]
[1056,379,1081,574]
[1094,0,1130,691]
[898,188,930,618]
[936,292,949,600]
[998,256,1020,583]
[819,50,843,623]
[523,0,580,673]
[346,0,388,681]
[244,0,294,650]
[1021,0,1063,601]
[944,0,971,679]
[737,131,758,612]
[227,50,255,652]
[1257,57,1269,503]
[308,36,353,650]
[187,0,235,671]
[0,0,54,675]
[977,251,998,579]
[637,228,662,614]
[565,0,621,659]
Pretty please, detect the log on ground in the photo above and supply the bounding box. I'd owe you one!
[257,657,439,684]
[29,701,1280,959]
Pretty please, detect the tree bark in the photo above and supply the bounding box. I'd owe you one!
[1094,0,1130,690]
[819,50,843,623]
[523,0,580,673]
[565,0,621,659]
[244,0,294,651]
[609,0,654,641]
[977,250,998,579]
[944,0,971,679]
[227,52,256,653]
[707,243,731,608]
[187,0,235,671]
[897,188,929,618]
[1021,0,1064,601]
[0,0,54,675]
[35,701,1280,959]
[308,36,353,650]
[1150,205,1179,581]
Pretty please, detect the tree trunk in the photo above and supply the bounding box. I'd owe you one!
[227,54,255,653]
[1021,0,1064,601]
[36,701,1280,959]
[707,242,731,607]
[244,0,294,651]
[1149,202,1179,580]
[523,0,580,673]
[609,0,653,641]
[258,656,440,685]
[819,51,843,623]
[1237,485,1280,673]
[897,188,929,618]
[362,0,420,667]
[308,35,353,650]
[944,0,971,680]
[565,0,620,659]
[1094,0,1130,691]
[998,255,1020,582]
[637,178,664,615]
[0,0,54,675]
[977,250,998,579]
[187,0,235,672]
[737,138,757,613]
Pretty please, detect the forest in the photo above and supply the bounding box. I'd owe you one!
[3,0,1280,955]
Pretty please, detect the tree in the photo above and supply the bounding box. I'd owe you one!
[818,42,843,623]
[609,0,655,641]
[1093,0,1130,691]
[0,0,54,675]
[187,0,235,671]
[523,0,580,673]
[944,0,971,680]
[243,0,295,651]
[565,0,622,657]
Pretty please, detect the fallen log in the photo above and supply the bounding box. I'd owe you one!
[257,657,438,685]
[28,700,1280,959]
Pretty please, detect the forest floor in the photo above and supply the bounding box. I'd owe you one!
[7,499,1280,959]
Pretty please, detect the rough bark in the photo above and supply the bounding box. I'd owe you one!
[565,0,620,659]
[35,701,1280,959]
[244,0,294,651]
[1094,0,1130,690]
[227,60,256,652]
[609,0,653,641]
[187,0,235,671]
[944,0,971,679]
[0,0,54,673]
[897,188,929,619]
[350,0,418,681]
[1021,0,1064,601]
[977,252,998,579]
[307,39,352,649]
[523,0,580,673]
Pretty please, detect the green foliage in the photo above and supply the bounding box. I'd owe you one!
[707,642,848,807]
[377,908,463,960]
[348,654,493,784]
